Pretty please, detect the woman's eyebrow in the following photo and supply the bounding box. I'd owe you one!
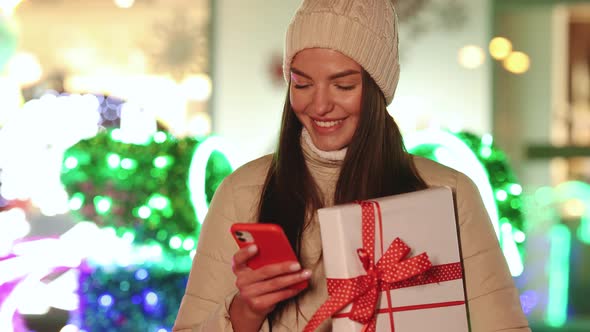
[291,68,361,80]
[328,70,361,80]
[290,67,311,79]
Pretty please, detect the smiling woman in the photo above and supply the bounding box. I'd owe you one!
[173,1,531,331]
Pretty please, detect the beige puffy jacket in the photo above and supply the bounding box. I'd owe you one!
[173,141,531,332]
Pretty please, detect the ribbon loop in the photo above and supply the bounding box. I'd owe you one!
[380,252,432,284]
[357,248,372,272]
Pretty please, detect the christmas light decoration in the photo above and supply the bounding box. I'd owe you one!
[54,129,236,331]
[0,93,102,216]
[75,265,187,332]
[405,129,525,277]
[546,224,570,327]
[525,181,590,327]
[60,129,234,257]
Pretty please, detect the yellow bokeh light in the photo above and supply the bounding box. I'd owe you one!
[458,45,485,69]
[0,0,24,15]
[503,51,530,74]
[114,0,135,9]
[489,37,513,60]
[562,199,585,219]
[181,74,212,102]
[188,111,212,137]
[6,52,43,87]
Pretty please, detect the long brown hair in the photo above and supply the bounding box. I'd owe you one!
[258,70,427,326]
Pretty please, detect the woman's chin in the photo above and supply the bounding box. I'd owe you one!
[313,139,348,152]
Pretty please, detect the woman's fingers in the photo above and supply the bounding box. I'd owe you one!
[240,269,312,298]
[236,260,303,287]
[232,244,258,273]
[230,245,312,317]
[242,287,304,314]
[236,266,311,316]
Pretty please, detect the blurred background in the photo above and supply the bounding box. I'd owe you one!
[0,0,589,331]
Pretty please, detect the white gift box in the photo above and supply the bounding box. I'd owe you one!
[317,186,469,332]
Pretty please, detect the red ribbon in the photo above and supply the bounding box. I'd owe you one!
[303,201,464,332]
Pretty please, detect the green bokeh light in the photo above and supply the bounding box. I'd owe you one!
[107,153,121,168]
[94,196,113,215]
[60,129,234,260]
[169,236,182,250]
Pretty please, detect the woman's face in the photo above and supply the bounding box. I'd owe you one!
[290,48,363,151]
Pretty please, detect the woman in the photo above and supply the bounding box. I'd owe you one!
[173,0,531,331]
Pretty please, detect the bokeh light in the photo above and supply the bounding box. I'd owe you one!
[187,112,212,137]
[458,45,485,69]
[489,37,513,60]
[5,52,43,87]
[181,74,212,101]
[503,51,530,74]
[114,0,135,9]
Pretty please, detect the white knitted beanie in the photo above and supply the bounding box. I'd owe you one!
[284,0,400,105]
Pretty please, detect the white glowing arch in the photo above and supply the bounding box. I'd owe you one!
[188,136,238,225]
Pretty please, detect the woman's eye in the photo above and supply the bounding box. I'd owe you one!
[337,85,356,91]
[293,84,310,89]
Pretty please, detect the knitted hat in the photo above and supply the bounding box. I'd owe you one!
[284,0,400,105]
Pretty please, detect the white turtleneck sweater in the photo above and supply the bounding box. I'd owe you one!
[300,128,348,162]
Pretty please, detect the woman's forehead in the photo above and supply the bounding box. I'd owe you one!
[291,48,362,77]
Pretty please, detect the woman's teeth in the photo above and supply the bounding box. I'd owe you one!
[314,120,343,128]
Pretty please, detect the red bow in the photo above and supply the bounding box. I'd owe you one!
[349,239,432,328]
[303,201,433,332]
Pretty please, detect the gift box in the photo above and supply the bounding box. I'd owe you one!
[305,186,469,332]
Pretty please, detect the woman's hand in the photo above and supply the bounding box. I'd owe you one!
[229,244,311,330]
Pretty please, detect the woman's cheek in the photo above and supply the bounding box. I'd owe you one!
[290,93,306,114]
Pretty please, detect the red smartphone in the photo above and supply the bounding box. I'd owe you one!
[230,223,308,291]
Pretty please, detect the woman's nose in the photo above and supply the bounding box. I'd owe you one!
[311,86,334,116]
